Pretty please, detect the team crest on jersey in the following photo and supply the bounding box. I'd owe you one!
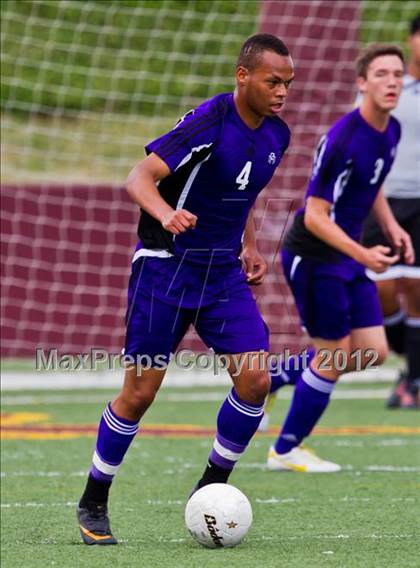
[268,152,276,164]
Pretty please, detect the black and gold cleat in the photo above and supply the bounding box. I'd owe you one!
[77,501,118,545]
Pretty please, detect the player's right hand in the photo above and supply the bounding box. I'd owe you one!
[161,209,197,235]
[361,245,399,273]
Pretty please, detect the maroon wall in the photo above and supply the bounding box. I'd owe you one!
[1,184,135,357]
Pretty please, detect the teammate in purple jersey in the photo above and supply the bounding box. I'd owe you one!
[363,16,420,409]
[77,34,294,545]
[266,43,415,473]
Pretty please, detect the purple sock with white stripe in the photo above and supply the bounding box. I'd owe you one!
[209,388,264,471]
[90,403,139,483]
[274,366,335,454]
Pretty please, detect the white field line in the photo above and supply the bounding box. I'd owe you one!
[241,463,420,473]
[162,389,393,401]
[0,388,393,406]
[0,502,416,543]
[0,471,87,478]
[255,497,298,503]
[253,534,418,541]
[1,495,417,509]
[113,533,420,542]
[0,366,399,391]
[2,466,420,480]
[1,501,78,508]
[143,533,420,542]
[365,465,420,472]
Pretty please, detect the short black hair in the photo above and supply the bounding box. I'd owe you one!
[356,43,404,78]
[410,14,420,35]
[237,33,289,71]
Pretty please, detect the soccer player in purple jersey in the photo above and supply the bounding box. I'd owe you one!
[77,34,294,545]
[363,16,420,409]
[266,44,415,473]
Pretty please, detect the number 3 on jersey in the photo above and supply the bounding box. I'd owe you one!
[236,161,252,190]
[370,158,384,184]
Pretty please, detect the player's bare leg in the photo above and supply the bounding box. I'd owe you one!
[310,336,352,380]
[230,351,271,403]
[377,278,400,314]
[77,365,166,545]
[112,365,166,420]
[348,326,389,371]
[192,352,270,492]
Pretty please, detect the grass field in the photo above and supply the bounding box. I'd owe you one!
[1,0,258,114]
[2,381,419,568]
[2,0,418,184]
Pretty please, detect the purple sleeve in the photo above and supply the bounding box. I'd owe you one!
[306,134,350,204]
[145,104,219,172]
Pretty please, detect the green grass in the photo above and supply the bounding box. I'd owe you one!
[2,0,414,117]
[1,386,419,567]
[1,111,176,183]
[2,0,418,183]
[361,1,419,46]
[1,0,258,115]
[1,0,258,183]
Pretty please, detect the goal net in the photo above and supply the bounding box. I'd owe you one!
[1,0,417,358]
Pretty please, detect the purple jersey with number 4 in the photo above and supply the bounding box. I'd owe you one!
[124,94,290,357]
[284,107,401,263]
[139,92,290,266]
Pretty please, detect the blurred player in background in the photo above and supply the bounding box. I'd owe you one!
[363,15,420,409]
[76,34,294,545]
[266,43,414,473]
[260,15,420,431]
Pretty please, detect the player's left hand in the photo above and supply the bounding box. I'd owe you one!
[241,247,267,285]
[387,223,415,265]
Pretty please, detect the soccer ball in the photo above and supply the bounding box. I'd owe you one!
[185,483,252,548]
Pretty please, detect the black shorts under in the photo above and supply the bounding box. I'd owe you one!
[362,197,420,268]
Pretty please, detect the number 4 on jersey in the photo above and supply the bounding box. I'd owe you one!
[236,161,252,190]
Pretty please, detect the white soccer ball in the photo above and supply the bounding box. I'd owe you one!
[185,483,253,548]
